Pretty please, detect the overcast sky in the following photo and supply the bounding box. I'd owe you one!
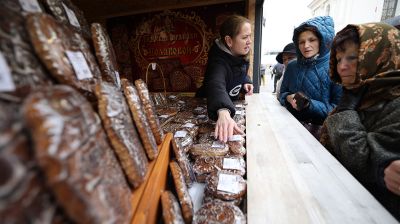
[262,0,312,54]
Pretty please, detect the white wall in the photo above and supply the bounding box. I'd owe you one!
[396,0,400,16]
[309,0,384,32]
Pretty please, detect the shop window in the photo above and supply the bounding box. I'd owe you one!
[381,0,398,20]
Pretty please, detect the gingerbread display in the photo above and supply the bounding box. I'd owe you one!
[193,200,246,224]
[91,23,121,87]
[22,85,133,223]
[96,82,149,188]
[26,14,101,104]
[135,79,164,144]
[122,79,158,160]
[160,191,185,224]
[169,161,194,223]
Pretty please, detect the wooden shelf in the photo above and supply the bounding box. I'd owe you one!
[130,132,173,224]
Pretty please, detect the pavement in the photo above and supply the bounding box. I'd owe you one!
[259,75,274,93]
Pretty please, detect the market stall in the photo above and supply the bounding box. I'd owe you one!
[1,0,397,223]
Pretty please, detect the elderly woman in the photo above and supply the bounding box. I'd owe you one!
[320,22,400,220]
[279,16,342,138]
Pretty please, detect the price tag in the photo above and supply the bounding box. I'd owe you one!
[168,95,177,99]
[0,52,16,92]
[228,135,243,142]
[211,141,225,148]
[65,51,93,80]
[159,114,169,119]
[115,71,121,88]
[235,110,243,115]
[217,173,241,194]
[182,123,195,128]
[19,0,42,12]
[178,100,185,104]
[62,3,80,28]
[223,158,242,170]
[235,104,244,108]
[174,130,187,138]
[151,62,157,70]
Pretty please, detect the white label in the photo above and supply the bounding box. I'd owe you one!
[235,110,243,115]
[115,71,121,88]
[0,52,16,92]
[178,100,185,104]
[211,141,225,148]
[151,62,157,70]
[65,51,93,80]
[194,106,203,111]
[62,3,80,28]
[19,0,42,12]
[182,123,195,128]
[223,158,242,170]
[168,95,177,99]
[174,130,187,138]
[228,135,243,142]
[235,104,244,108]
[159,114,169,119]
[217,173,241,194]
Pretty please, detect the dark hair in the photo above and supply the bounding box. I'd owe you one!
[219,15,251,47]
[331,26,359,53]
[329,26,360,83]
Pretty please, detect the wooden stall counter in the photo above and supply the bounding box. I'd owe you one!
[130,132,173,224]
[245,92,397,224]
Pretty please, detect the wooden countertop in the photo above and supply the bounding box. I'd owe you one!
[245,92,397,224]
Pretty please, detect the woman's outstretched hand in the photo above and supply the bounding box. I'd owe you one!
[244,83,254,95]
[215,109,244,142]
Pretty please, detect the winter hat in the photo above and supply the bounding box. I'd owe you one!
[276,43,296,64]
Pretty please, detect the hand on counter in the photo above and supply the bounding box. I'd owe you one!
[244,83,254,95]
[384,160,400,196]
[287,92,310,111]
[215,109,244,143]
[286,93,298,110]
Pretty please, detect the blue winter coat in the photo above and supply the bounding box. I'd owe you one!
[279,16,342,125]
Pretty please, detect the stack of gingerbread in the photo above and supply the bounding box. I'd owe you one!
[0,1,166,223]
[156,95,248,224]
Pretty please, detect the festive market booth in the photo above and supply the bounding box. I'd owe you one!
[0,0,397,223]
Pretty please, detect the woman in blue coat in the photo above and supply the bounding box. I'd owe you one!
[279,16,342,128]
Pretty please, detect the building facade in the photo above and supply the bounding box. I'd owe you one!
[307,0,390,32]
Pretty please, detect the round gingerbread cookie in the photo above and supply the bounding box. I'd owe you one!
[193,156,246,183]
[205,170,246,201]
[190,142,229,158]
[193,200,246,224]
